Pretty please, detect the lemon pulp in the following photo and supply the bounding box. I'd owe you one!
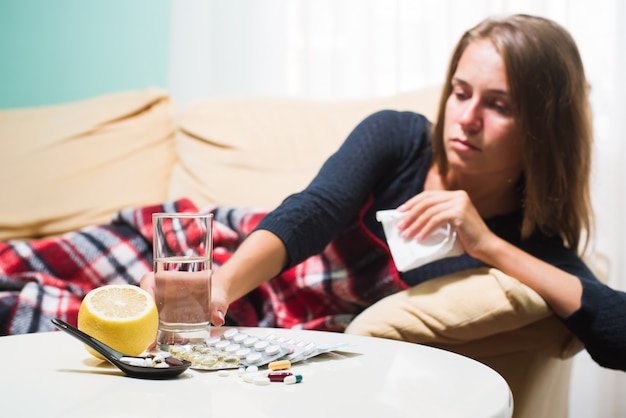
[77,284,158,360]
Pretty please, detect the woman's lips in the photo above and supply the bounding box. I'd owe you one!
[451,138,481,151]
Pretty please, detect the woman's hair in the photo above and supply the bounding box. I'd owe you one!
[431,14,594,253]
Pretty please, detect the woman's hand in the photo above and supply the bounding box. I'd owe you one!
[139,272,156,299]
[396,190,496,260]
[209,271,228,326]
[140,270,228,326]
[141,230,287,328]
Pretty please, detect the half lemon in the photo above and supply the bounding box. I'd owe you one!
[77,284,158,359]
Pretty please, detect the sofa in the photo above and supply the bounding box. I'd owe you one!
[0,87,592,417]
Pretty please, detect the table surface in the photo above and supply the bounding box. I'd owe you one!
[1,327,513,418]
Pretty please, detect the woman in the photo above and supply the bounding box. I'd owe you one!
[142,15,625,370]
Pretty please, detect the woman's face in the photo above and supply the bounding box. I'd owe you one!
[443,39,523,184]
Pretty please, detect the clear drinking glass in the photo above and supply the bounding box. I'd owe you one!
[152,213,213,351]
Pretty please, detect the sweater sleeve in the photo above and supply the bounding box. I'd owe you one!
[562,278,626,371]
[255,110,431,268]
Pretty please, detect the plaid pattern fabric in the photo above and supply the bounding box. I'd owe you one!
[0,198,406,335]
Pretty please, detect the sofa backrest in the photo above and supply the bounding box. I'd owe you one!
[0,88,176,240]
[169,87,442,209]
[0,86,441,240]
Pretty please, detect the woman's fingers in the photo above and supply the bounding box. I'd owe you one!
[395,190,495,259]
[397,190,467,239]
[142,268,230,327]
[210,282,228,326]
[139,272,156,299]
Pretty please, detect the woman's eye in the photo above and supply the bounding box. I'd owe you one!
[488,100,510,115]
[452,90,469,101]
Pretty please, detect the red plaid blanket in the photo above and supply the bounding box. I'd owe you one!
[0,199,406,335]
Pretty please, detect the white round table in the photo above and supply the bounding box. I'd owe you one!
[1,327,513,418]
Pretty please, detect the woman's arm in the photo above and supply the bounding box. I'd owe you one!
[397,189,583,317]
[477,234,583,317]
[210,229,288,325]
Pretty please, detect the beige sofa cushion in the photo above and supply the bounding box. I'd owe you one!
[345,267,583,359]
[0,88,176,240]
[169,87,442,209]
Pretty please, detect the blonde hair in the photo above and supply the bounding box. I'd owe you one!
[431,14,593,252]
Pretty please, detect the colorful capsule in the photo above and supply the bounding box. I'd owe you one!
[268,371,293,382]
[283,374,303,385]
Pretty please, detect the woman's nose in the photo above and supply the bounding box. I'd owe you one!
[459,100,482,132]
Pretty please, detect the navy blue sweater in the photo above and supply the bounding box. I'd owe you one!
[257,110,626,371]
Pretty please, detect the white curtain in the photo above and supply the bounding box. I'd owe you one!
[168,1,626,416]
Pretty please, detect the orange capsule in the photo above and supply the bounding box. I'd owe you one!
[268,359,291,371]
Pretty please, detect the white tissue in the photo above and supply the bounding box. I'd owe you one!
[376,209,464,272]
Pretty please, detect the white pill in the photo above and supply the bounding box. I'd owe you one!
[245,365,259,374]
[206,336,222,346]
[217,370,230,377]
[224,344,241,353]
[215,340,230,350]
[223,328,239,339]
[246,352,263,364]
[253,376,271,386]
[235,348,252,358]
[233,333,248,344]
[243,372,260,383]
[302,342,316,356]
[121,357,147,367]
[254,340,269,351]
[243,337,259,347]
[265,344,281,356]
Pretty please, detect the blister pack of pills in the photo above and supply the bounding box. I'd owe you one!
[262,333,348,363]
[165,328,348,371]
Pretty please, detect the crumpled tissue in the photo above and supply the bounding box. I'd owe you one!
[376,209,464,272]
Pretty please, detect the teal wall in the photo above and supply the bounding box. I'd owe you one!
[0,0,171,109]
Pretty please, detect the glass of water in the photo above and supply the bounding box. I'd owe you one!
[152,212,213,351]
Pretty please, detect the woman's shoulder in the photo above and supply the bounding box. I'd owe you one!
[351,110,432,154]
[363,109,432,127]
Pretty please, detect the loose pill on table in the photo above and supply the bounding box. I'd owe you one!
[268,360,291,371]
[268,371,293,382]
[217,369,230,377]
[253,376,271,386]
[243,372,260,383]
[283,374,303,385]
